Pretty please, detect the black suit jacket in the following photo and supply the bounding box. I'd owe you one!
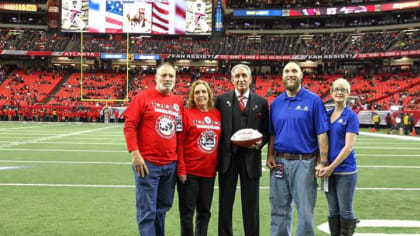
[215,91,269,178]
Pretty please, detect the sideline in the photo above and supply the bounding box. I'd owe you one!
[360,132,420,141]
[0,125,120,149]
[318,219,420,236]
[1,183,420,191]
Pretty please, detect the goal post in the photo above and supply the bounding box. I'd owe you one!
[79,30,130,106]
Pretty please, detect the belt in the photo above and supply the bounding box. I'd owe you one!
[275,152,316,160]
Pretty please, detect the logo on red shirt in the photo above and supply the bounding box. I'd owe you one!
[198,130,217,153]
[155,115,176,139]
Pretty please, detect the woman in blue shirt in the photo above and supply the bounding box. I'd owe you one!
[319,78,359,236]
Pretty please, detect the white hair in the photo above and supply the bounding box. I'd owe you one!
[231,64,252,78]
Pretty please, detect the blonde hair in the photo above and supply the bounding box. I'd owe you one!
[186,80,214,109]
[331,78,351,94]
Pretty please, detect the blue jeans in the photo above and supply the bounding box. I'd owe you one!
[325,173,357,219]
[132,161,177,236]
[270,157,317,236]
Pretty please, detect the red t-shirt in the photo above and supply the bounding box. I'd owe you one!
[177,108,221,178]
[124,88,184,166]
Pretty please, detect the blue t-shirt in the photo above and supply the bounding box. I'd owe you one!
[269,88,329,154]
[327,106,359,173]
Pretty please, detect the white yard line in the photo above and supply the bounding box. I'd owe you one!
[0,160,131,165]
[0,123,66,131]
[0,137,123,140]
[357,154,420,157]
[360,132,420,141]
[356,147,420,149]
[357,142,420,144]
[1,132,123,137]
[3,160,420,169]
[0,141,125,145]
[0,130,122,133]
[0,183,419,191]
[0,125,120,149]
[0,148,126,153]
[358,165,420,168]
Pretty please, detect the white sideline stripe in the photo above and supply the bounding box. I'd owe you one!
[356,147,420,150]
[0,160,131,165]
[0,183,133,188]
[0,123,65,131]
[358,154,420,157]
[0,132,124,137]
[0,141,126,145]
[1,149,420,156]
[0,137,123,140]
[2,160,420,169]
[0,125,120,149]
[318,220,420,236]
[0,148,126,153]
[0,130,122,134]
[1,183,420,191]
[3,140,418,148]
[360,132,420,141]
[358,165,420,169]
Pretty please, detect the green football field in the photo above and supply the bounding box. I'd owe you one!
[1,122,420,236]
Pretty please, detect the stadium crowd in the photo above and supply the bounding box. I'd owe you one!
[1,29,420,55]
[0,68,419,118]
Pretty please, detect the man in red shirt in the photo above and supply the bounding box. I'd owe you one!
[113,109,119,123]
[124,62,183,236]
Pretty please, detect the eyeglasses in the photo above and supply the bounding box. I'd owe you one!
[332,88,348,93]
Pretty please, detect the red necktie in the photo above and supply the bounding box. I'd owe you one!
[239,95,245,111]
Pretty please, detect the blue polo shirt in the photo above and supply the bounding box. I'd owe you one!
[269,87,329,154]
[328,106,359,173]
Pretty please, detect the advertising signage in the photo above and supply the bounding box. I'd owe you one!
[233,0,420,17]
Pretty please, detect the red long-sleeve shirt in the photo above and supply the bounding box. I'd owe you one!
[124,88,184,166]
[177,108,221,178]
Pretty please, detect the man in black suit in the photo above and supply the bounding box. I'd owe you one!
[215,64,269,236]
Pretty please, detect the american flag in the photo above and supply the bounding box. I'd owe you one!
[88,0,123,33]
[105,0,123,33]
[152,0,185,35]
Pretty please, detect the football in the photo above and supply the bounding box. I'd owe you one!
[230,128,263,148]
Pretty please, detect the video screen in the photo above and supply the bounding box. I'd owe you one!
[61,0,212,35]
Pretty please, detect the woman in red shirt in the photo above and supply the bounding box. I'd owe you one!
[177,80,221,236]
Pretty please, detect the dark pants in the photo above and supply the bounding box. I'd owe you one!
[177,175,215,236]
[218,154,260,236]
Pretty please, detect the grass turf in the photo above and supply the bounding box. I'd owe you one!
[1,122,420,235]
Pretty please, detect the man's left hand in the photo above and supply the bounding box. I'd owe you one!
[248,140,262,149]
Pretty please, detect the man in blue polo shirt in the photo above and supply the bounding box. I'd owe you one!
[266,61,329,236]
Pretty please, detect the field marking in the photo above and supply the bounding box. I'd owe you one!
[0,132,123,137]
[0,183,420,191]
[4,160,419,169]
[0,130,122,133]
[359,165,420,168]
[0,125,120,149]
[0,166,30,171]
[1,149,420,157]
[318,219,420,236]
[360,132,420,141]
[0,160,131,165]
[356,147,420,150]
[0,141,126,145]
[357,154,420,157]
[0,123,66,131]
[0,148,126,153]
[0,137,124,140]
